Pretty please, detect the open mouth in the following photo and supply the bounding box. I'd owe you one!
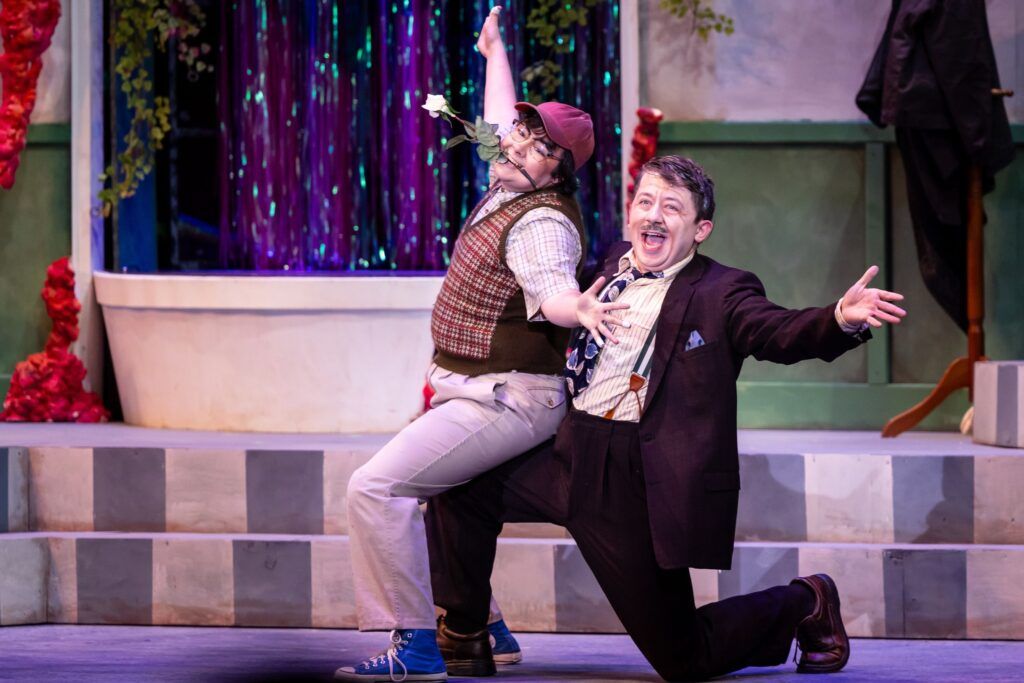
[640,230,667,249]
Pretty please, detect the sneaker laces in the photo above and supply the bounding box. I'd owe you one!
[357,630,409,683]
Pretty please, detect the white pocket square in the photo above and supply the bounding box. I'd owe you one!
[684,330,706,351]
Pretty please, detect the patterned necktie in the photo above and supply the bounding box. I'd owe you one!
[564,267,663,398]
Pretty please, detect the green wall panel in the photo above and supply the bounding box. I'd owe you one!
[980,154,1024,365]
[0,126,72,403]
[736,382,970,430]
[658,123,1022,430]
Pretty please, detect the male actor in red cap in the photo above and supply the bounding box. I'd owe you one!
[335,7,622,681]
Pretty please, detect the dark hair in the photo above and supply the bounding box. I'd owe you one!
[635,155,715,222]
[517,110,578,195]
[551,150,578,194]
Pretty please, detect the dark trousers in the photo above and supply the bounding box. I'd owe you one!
[426,410,810,682]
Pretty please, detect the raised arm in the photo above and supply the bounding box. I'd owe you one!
[478,6,517,131]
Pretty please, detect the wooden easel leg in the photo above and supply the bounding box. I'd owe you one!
[882,356,972,437]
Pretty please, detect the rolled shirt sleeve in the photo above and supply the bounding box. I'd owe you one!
[505,208,582,320]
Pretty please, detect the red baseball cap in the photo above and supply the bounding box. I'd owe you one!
[514,101,595,171]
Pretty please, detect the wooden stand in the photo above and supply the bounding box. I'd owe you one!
[882,89,1013,437]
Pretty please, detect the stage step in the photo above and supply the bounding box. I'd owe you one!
[2,532,1022,640]
[5,443,1023,545]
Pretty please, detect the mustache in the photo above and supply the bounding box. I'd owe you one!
[637,223,667,234]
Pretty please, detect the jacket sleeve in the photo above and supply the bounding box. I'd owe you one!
[723,269,866,364]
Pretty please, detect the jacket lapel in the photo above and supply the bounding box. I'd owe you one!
[643,254,705,412]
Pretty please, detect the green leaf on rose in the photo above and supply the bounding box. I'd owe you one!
[474,117,500,148]
[445,135,469,150]
[476,144,503,163]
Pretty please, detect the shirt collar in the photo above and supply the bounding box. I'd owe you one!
[618,247,695,281]
[492,185,521,199]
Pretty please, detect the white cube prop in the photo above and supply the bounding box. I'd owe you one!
[974,361,1024,448]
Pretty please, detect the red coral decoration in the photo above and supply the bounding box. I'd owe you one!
[625,107,665,219]
[0,0,62,189]
[422,380,435,414]
[1,257,109,423]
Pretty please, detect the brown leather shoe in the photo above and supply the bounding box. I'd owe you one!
[790,574,850,674]
[436,616,497,677]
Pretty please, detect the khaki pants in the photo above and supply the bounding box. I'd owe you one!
[347,364,566,630]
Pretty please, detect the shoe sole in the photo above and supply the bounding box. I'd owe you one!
[796,574,850,674]
[334,672,448,682]
[493,651,522,665]
[444,658,497,677]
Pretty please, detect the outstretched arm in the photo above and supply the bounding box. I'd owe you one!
[479,6,517,131]
[725,266,905,364]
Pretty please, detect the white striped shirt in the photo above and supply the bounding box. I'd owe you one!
[572,249,695,422]
[475,187,582,319]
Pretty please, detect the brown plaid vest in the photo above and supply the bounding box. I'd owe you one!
[432,188,585,376]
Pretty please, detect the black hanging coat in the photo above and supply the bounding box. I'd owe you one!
[856,0,1014,330]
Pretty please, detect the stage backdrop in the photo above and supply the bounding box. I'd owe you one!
[213,0,621,273]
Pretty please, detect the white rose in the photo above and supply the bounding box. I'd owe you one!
[421,94,450,118]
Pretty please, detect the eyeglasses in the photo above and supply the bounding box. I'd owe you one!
[509,121,562,164]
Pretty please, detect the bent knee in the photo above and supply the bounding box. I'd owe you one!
[346,464,389,505]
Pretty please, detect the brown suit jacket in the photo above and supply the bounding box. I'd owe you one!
[589,243,867,570]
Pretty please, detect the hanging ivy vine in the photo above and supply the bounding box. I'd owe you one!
[659,0,734,40]
[98,0,211,217]
[522,0,602,102]
[522,0,733,102]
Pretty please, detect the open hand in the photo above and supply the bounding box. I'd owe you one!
[577,276,631,347]
[840,266,906,328]
[477,6,503,58]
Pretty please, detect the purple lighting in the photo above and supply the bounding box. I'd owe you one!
[216,1,621,273]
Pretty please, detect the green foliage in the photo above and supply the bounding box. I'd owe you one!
[98,0,211,217]
[521,59,562,102]
[521,1,733,102]
[522,0,601,102]
[659,0,735,41]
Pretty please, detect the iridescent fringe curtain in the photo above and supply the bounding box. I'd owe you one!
[218,1,620,271]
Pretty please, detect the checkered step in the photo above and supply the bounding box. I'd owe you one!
[1,533,1022,640]
[4,445,1023,545]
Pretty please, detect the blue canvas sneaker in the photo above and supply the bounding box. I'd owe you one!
[334,629,447,682]
[487,619,522,664]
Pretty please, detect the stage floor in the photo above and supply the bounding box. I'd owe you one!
[1,625,1022,682]
[2,421,1021,456]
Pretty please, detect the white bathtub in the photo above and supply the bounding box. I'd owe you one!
[95,272,444,433]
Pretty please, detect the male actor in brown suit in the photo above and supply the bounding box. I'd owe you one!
[425,155,906,681]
